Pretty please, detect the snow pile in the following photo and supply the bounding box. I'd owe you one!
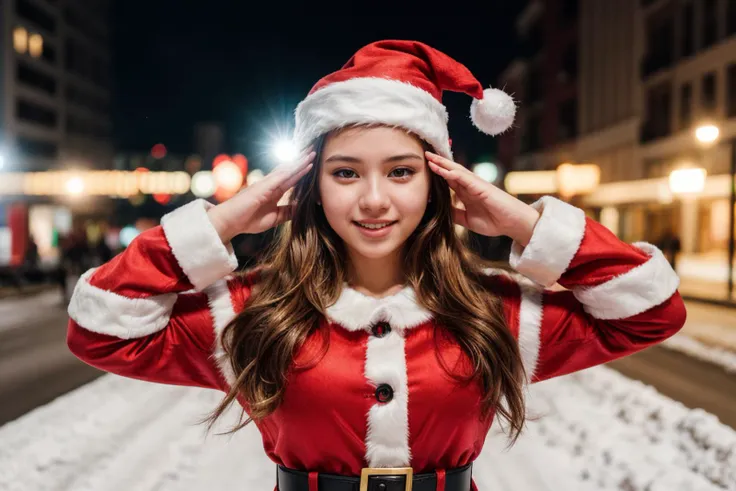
[515,367,736,490]
[1,366,735,490]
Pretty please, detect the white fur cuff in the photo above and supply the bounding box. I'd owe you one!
[68,268,178,339]
[161,199,238,291]
[573,243,680,320]
[509,197,587,287]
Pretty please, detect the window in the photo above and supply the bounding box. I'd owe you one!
[727,64,736,117]
[66,85,109,113]
[681,2,695,57]
[13,27,28,54]
[702,72,717,113]
[526,64,543,103]
[16,136,58,159]
[40,43,56,64]
[558,99,578,140]
[643,12,675,77]
[15,0,56,33]
[522,114,541,153]
[643,82,672,141]
[702,0,719,48]
[66,115,109,139]
[16,61,57,95]
[561,0,578,23]
[561,44,578,80]
[64,7,107,44]
[16,100,57,127]
[65,39,110,88]
[680,83,692,128]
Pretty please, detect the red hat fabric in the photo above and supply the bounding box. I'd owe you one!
[294,40,516,158]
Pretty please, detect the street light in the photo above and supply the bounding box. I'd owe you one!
[695,124,720,145]
[471,162,499,183]
[273,139,299,165]
[668,167,707,195]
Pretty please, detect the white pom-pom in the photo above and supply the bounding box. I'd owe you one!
[470,88,516,135]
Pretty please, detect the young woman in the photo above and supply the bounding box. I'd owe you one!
[67,41,686,491]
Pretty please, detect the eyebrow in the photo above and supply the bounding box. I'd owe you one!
[323,153,424,165]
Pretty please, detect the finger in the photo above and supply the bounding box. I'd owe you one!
[428,162,478,195]
[275,163,313,195]
[268,151,316,183]
[452,206,468,228]
[425,151,466,172]
[274,203,295,225]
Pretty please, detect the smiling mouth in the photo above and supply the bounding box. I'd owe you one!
[353,221,398,230]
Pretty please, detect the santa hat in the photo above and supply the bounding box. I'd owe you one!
[294,40,516,159]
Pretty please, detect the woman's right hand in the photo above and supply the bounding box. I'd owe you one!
[207,149,316,243]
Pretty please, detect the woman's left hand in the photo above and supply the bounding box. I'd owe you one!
[426,151,541,246]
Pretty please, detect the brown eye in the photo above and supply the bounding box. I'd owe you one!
[390,167,415,179]
[333,169,357,179]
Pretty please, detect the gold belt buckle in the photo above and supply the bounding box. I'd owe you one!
[359,467,413,491]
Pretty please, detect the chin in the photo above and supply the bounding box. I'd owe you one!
[348,241,403,260]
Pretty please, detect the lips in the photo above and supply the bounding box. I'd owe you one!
[354,221,397,230]
[352,220,398,238]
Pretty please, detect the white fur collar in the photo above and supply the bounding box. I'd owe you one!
[326,285,433,332]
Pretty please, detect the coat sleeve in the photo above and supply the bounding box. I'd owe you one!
[66,199,248,391]
[502,196,687,384]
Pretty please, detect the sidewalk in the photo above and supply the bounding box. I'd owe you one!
[0,283,59,300]
[680,300,736,352]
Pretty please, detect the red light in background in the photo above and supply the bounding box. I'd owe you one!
[233,153,248,175]
[153,193,171,205]
[151,144,167,159]
[213,153,231,168]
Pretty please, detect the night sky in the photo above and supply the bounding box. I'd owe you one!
[111,2,523,170]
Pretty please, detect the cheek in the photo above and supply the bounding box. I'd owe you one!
[319,180,351,228]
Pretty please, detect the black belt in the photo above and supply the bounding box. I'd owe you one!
[277,463,473,491]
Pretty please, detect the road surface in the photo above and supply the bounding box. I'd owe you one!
[0,290,102,425]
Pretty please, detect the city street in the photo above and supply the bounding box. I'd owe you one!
[0,289,102,425]
[1,291,735,430]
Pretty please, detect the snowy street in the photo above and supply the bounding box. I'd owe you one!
[0,367,734,491]
[1,291,736,490]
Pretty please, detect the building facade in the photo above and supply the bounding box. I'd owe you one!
[497,0,580,173]
[501,0,736,303]
[0,0,112,267]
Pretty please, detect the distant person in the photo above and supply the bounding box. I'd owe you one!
[23,236,40,283]
[659,229,682,270]
[65,40,687,490]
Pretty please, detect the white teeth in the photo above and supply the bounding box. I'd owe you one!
[357,222,393,229]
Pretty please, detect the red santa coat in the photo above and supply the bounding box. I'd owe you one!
[67,196,686,489]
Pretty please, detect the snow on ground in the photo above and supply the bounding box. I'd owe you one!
[0,366,734,491]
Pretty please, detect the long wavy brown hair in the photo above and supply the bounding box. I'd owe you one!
[206,128,528,443]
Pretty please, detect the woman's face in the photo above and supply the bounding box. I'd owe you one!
[318,126,432,261]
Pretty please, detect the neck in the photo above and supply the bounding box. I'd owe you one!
[346,249,405,298]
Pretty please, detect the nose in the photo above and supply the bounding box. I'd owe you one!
[358,175,390,214]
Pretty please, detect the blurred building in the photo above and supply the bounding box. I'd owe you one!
[0,0,112,267]
[500,0,736,303]
[498,0,580,173]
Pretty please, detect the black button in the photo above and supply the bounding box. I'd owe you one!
[371,322,391,338]
[375,384,394,403]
